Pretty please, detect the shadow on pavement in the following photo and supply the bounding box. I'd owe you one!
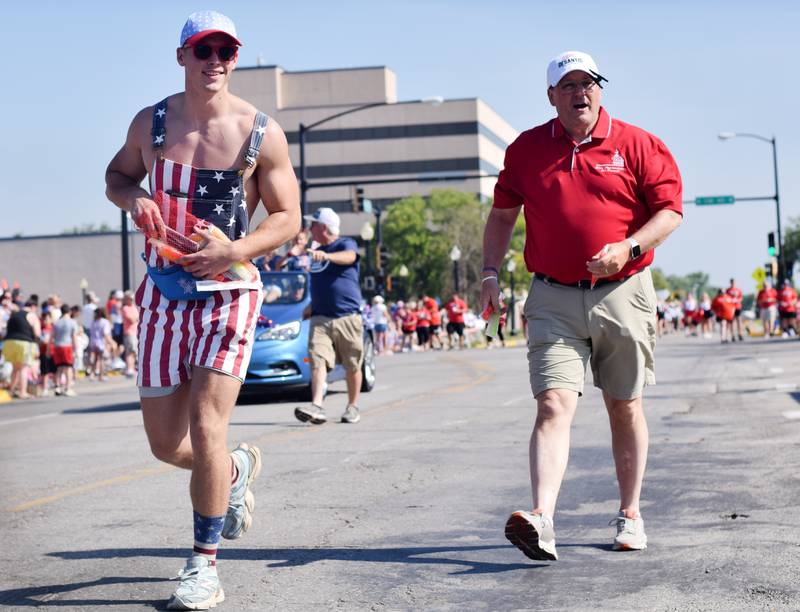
[62,402,141,415]
[49,545,540,575]
[0,576,168,608]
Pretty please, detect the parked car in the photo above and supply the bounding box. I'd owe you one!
[240,271,376,400]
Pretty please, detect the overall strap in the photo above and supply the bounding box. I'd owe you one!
[243,112,269,169]
[151,98,169,151]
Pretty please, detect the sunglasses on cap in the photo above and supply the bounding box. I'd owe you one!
[188,43,238,62]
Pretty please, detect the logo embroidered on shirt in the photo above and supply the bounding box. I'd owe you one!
[595,149,626,173]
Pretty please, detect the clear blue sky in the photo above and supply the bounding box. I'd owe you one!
[3,0,799,294]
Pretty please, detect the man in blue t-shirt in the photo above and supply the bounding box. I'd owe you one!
[295,208,364,425]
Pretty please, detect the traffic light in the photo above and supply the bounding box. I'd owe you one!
[768,232,776,257]
[351,186,364,212]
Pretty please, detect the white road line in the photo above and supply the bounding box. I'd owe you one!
[0,413,60,428]
[769,367,784,374]
[782,411,800,420]
[757,358,769,363]
[775,383,797,391]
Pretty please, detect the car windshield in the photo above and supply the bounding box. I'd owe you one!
[260,272,308,305]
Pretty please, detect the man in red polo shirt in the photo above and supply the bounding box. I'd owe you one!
[726,278,744,341]
[481,50,682,561]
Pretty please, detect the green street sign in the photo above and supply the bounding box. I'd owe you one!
[695,195,735,205]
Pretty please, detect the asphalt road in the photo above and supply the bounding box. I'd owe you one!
[2,334,800,611]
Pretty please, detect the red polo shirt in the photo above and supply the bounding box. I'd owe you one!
[493,107,682,283]
[757,287,777,309]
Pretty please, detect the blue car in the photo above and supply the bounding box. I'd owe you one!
[240,271,376,400]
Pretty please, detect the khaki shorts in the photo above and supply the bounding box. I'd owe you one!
[525,269,657,400]
[309,313,364,372]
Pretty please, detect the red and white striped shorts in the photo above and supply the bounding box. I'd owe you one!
[135,275,263,388]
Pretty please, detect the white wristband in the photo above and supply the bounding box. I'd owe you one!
[481,275,498,283]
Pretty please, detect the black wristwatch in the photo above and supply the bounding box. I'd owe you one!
[627,238,641,260]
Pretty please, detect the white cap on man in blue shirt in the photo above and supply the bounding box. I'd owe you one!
[304,207,340,235]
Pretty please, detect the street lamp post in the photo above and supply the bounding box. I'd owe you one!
[298,97,443,220]
[79,278,89,306]
[398,264,409,299]
[718,131,785,281]
[506,258,517,334]
[360,221,375,291]
[449,245,462,294]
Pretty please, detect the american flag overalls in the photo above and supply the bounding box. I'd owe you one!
[135,97,267,388]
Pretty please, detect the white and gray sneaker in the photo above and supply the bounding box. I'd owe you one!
[505,510,558,561]
[610,511,648,551]
[222,443,262,540]
[341,404,361,424]
[295,404,327,425]
[167,556,224,610]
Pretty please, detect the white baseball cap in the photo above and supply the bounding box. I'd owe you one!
[180,10,242,47]
[547,50,604,88]
[304,207,340,234]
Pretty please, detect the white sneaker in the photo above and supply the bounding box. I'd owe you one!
[167,556,224,610]
[505,511,557,561]
[222,443,262,540]
[341,404,361,424]
[610,511,648,551]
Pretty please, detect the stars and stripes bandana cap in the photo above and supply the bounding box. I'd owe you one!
[180,10,242,47]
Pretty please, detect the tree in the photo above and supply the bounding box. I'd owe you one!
[782,216,800,274]
[383,190,490,304]
[664,271,711,297]
[650,267,669,291]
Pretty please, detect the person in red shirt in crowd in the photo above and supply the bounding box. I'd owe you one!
[756,281,778,338]
[445,293,468,350]
[400,301,418,352]
[422,295,443,350]
[711,289,736,343]
[725,278,744,342]
[481,50,682,560]
[778,280,798,337]
[414,300,431,351]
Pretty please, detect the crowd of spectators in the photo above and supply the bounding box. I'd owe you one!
[0,287,138,399]
[655,278,800,343]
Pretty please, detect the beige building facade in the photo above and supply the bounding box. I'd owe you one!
[230,65,518,224]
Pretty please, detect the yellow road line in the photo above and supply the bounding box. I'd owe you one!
[7,464,174,512]
[7,353,495,513]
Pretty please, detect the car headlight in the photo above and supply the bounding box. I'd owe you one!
[257,320,302,341]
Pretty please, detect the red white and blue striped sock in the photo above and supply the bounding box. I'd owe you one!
[193,511,225,566]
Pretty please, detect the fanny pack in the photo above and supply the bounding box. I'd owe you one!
[146,264,262,301]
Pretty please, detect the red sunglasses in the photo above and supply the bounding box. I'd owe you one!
[187,43,238,62]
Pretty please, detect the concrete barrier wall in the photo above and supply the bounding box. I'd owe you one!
[0,232,146,306]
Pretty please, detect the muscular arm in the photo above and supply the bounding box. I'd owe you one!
[105,108,166,237]
[480,206,521,312]
[586,209,683,277]
[232,120,301,260]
